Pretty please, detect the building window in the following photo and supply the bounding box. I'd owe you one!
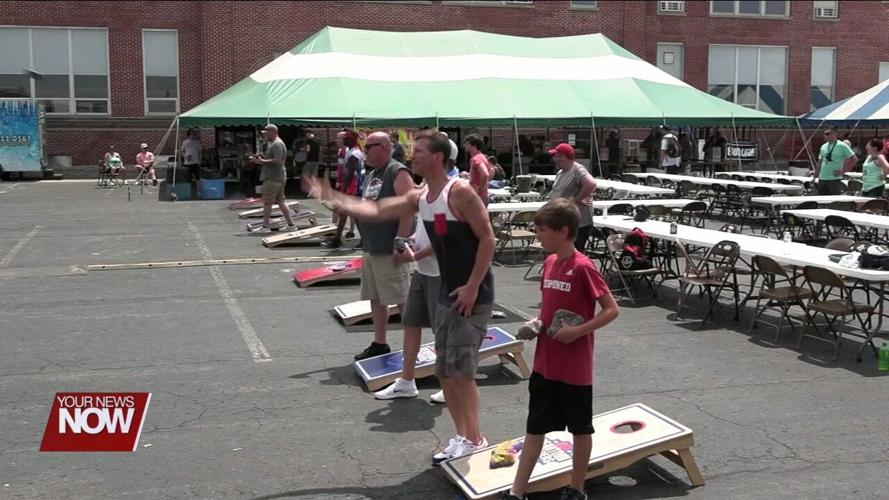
[711,1,788,17]
[813,0,838,19]
[658,1,685,13]
[880,62,889,83]
[0,27,109,114]
[443,1,534,6]
[708,44,787,114]
[142,30,180,115]
[570,0,599,8]
[810,47,835,110]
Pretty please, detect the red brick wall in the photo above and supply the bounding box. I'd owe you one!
[2,0,886,165]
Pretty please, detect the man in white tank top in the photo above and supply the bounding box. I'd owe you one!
[305,131,496,464]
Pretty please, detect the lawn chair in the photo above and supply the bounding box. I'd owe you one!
[798,265,876,361]
[675,239,741,328]
[748,255,811,342]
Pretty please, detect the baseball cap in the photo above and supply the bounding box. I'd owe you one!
[263,124,278,132]
[448,139,459,161]
[140,143,148,149]
[548,143,575,159]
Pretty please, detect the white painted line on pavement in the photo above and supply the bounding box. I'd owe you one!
[0,227,40,268]
[186,221,272,363]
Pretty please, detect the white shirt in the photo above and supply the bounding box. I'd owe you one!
[412,215,439,277]
[182,138,202,165]
[660,134,681,168]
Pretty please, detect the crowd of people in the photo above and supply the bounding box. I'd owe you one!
[292,128,619,500]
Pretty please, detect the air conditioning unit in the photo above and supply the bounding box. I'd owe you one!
[659,0,685,12]
[815,7,837,18]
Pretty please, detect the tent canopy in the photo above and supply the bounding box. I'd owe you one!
[180,27,791,128]
[801,78,889,126]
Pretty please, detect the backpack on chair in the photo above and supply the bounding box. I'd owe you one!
[619,227,653,270]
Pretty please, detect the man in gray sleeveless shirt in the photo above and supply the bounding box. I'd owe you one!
[352,131,415,360]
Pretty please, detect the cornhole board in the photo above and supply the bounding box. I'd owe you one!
[237,201,301,219]
[245,210,318,232]
[442,403,704,499]
[228,197,262,210]
[293,257,363,286]
[334,300,401,325]
[262,224,338,248]
[354,327,531,391]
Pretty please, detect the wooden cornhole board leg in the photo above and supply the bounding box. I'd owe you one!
[238,201,301,218]
[293,257,363,286]
[262,224,337,248]
[441,403,703,499]
[334,300,401,325]
[245,210,317,232]
[354,327,527,392]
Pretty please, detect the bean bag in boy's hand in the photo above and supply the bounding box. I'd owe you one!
[548,309,584,337]
[516,318,543,340]
[489,438,525,469]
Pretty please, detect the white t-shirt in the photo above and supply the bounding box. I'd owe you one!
[660,134,681,168]
[182,138,202,165]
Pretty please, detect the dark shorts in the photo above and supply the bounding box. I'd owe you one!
[817,179,843,195]
[402,272,441,328]
[574,225,592,252]
[527,372,594,435]
[185,163,200,182]
[863,185,885,198]
[665,163,682,175]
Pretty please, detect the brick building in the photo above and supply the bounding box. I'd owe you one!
[1,0,888,166]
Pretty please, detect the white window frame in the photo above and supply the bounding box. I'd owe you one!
[710,1,789,18]
[442,1,534,7]
[658,1,686,14]
[708,43,788,114]
[810,47,836,110]
[813,0,838,19]
[0,25,111,115]
[879,62,889,83]
[141,29,180,116]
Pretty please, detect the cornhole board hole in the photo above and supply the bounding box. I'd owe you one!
[293,257,363,286]
[354,327,530,391]
[334,300,401,325]
[245,210,318,232]
[238,201,301,219]
[262,224,338,248]
[442,403,704,499]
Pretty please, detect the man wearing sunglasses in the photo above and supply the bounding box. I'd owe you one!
[815,127,857,195]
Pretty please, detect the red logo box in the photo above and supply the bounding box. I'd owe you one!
[40,392,151,452]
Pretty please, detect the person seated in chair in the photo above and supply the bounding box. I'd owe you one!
[102,145,126,181]
[135,143,157,186]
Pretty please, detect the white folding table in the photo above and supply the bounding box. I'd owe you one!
[783,208,889,231]
[630,173,804,194]
[487,198,701,216]
[750,195,871,208]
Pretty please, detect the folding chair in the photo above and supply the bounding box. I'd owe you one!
[748,255,811,342]
[860,198,889,215]
[781,212,820,245]
[675,239,741,328]
[494,210,537,254]
[825,201,855,211]
[798,265,876,361]
[675,201,707,228]
[621,174,639,184]
[825,238,855,252]
[606,203,635,216]
[739,188,775,233]
[846,179,863,196]
[824,214,861,241]
[602,233,661,304]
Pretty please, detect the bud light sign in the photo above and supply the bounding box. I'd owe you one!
[40,392,151,452]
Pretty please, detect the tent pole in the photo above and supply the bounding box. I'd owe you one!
[513,115,522,177]
[590,114,602,178]
[172,114,180,189]
[795,118,817,167]
[730,114,743,171]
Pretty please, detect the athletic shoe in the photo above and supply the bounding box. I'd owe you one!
[354,342,390,361]
[452,437,489,459]
[285,224,297,232]
[251,226,272,234]
[560,487,588,500]
[321,239,342,249]
[432,435,466,465]
[429,390,446,404]
[374,378,418,400]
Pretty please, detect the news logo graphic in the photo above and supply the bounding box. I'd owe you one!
[40,393,151,452]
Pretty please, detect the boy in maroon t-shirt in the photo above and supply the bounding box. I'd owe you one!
[503,198,620,500]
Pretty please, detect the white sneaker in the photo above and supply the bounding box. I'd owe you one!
[452,437,489,459]
[285,224,297,232]
[432,434,465,465]
[429,390,446,404]
[373,378,418,400]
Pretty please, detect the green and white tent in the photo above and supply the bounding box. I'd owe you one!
[179,27,791,128]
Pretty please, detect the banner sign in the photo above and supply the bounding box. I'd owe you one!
[0,99,43,172]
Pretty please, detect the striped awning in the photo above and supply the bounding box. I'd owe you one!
[801,79,889,125]
[180,26,791,128]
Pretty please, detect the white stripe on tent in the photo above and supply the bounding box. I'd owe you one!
[250,52,692,87]
[822,79,889,121]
